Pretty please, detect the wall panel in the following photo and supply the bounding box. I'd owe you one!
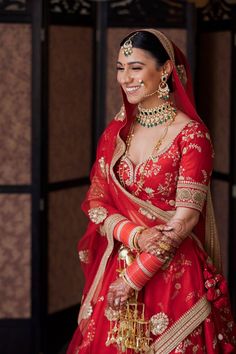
[0,194,31,318]
[49,26,92,182]
[197,32,231,174]
[0,24,31,184]
[48,186,88,314]
[211,180,229,277]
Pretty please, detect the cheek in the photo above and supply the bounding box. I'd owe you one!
[117,72,122,84]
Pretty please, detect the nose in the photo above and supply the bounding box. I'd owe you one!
[120,70,133,85]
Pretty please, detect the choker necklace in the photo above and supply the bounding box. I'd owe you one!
[136,101,177,128]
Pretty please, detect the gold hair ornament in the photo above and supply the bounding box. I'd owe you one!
[121,32,138,57]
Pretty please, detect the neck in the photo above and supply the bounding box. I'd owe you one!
[139,94,165,109]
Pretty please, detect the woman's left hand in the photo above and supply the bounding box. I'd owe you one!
[107,277,134,310]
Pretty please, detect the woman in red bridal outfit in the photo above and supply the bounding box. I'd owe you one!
[67,29,236,353]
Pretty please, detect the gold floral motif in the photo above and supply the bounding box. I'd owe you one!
[174,338,193,353]
[88,206,108,224]
[150,312,169,335]
[78,249,90,264]
[114,105,126,121]
[98,156,106,177]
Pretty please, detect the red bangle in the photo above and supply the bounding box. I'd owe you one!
[125,253,163,290]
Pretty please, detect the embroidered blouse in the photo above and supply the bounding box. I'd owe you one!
[116,120,214,213]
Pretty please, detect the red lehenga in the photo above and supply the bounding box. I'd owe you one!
[67,30,236,354]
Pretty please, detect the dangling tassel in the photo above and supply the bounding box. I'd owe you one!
[105,246,152,352]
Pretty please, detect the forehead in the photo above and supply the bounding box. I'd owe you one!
[117,47,155,65]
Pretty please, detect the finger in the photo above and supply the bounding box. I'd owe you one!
[114,298,121,309]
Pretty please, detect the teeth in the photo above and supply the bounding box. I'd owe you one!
[126,86,140,93]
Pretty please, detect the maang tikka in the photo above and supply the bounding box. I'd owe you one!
[157,70,170,101]
[121,32,138,57]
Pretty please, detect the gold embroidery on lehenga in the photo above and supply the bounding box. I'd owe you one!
[88,206,108,224]
[149,296,211,354]
[174,338,193,353]
[150,312,169,335]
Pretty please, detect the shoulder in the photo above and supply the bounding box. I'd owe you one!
[180,120,211,142]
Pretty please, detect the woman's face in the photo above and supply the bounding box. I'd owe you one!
[117,47,162,106]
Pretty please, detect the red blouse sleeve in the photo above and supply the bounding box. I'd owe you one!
[175,121,214,212]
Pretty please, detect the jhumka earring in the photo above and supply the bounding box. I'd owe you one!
[157,70,170,101]
[121,33,138,57]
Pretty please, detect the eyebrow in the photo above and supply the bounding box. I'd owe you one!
[116,61,145,66]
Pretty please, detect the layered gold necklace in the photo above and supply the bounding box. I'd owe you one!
[136,101,177,128]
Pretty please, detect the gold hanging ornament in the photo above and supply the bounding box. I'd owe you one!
[105,245,153,352]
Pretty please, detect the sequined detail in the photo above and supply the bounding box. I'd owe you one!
[78,249,90,264]
[88,206,108,224]
[138,207,156,220]
[81,302,93,319]
[98,156,106,177]
[105,307,119,321]
[150,312,169,335]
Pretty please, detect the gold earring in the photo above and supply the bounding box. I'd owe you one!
[157,70,170,101]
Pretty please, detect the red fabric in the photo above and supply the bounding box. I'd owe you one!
[67,31,236,354]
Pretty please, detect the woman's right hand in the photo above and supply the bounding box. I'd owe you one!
[137,227,162,253]
[137,225,173,254]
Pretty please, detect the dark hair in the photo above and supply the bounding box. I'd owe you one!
[120,31,173,90]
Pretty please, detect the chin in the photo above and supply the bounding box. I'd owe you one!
[126,95,141,105]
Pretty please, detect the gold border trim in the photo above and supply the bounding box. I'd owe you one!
[148,296,211,354]
[78,214,121,328]
[177,181,208,193]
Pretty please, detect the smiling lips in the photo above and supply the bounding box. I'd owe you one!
[125,85,141,94]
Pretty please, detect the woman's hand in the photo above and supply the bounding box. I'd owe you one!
[137,226,171,253]
[107,277,134,310]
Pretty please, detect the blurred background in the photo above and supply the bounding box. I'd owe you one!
[0,0,235,353]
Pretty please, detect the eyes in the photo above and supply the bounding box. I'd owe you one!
[116,66,142,71]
